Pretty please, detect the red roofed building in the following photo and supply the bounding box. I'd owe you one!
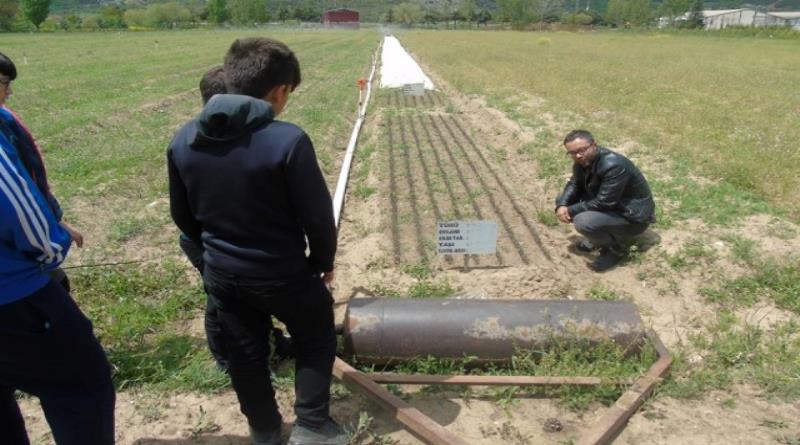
[322,8,359,28]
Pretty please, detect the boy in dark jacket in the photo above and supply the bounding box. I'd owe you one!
[0,51,115,445]
[168,38,344,445]
[182,65,293,372]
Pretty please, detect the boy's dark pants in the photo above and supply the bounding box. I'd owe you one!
[203,265,336,433]
[0,280,115,445]
[179,234,229,369]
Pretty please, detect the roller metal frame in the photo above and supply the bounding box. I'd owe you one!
[332,330,671,445]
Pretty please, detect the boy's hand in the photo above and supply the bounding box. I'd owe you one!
[60,222,84,248]
[322,270,335,286]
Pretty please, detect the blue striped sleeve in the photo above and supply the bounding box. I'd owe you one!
[0,141,70,267]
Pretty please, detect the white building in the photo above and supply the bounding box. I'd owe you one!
[662,8,800,30]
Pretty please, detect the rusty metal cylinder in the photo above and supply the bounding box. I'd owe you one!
[343,298,646,365]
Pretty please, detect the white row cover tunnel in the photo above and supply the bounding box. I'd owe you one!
[379,35,435,90]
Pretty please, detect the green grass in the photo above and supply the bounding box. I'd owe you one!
[70,260,227,390]
[663,237,717,271]
[1,30,379,392]
[400,30,800,221]
[365,338,659,411]
[702,260,800,314]
[585,283,621,301]
[664,312,800,401]
[2,30,377,198]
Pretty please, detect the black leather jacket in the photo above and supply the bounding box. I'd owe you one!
[555,147,655,224]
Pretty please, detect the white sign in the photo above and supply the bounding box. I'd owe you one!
[402,82,425,96]
[437,220,497,255]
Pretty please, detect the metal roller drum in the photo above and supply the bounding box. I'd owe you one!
[343,298,647,365]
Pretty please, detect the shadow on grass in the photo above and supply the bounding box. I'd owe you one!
[111,333,228,392]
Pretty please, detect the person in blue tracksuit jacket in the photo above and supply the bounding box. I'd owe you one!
[0,51,115,445]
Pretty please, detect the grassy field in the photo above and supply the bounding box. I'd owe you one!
[5,28,800,444]
[393,29,800,412]
[400,30,800,221]
[2,29,379,390]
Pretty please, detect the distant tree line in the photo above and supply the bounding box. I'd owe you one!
[0,0,774,32]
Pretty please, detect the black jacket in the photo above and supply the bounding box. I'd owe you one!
[168,94,336,278]
[555,147,655,224]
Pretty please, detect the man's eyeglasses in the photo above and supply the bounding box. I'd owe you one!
[566,143,594,157]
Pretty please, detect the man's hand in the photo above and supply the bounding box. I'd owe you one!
[556,206,572,224]
[60,222,84,248]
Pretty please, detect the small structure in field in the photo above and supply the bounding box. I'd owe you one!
[664,8,800,29]
[322,8,360,28]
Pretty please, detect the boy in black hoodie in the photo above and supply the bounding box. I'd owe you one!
[168,38,344,445]
[182,65,294,372]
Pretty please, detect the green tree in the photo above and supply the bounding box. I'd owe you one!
[605,0,651,27]
[100,4,125,28]
[382,7,395,23]
[229,0,266,24]
[207,0,229,23]
[123,8,147,27]
[60,12,81,29]
[392,2,424,25]
[497,0,530,26]
[81,14,102,30]
[625,0,651,26]
[686,0,703,28]
[21,0,50,29]
[658,0,690,26]
[142,2,192,28]
[531,0,564,24]
[277,5,289,21]
[0,0,20,31]
[458,0,477,24]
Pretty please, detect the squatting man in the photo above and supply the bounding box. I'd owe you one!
[555,129,656,271]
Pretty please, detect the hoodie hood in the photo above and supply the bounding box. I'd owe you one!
[191,94,274,147]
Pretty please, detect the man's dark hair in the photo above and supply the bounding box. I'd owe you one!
[224,38,301,99]
[0,52,18,80]
[200,65,226,105]
[564,129,595,146]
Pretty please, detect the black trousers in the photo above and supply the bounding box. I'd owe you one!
[179,235,294,370]
[202,265,336,433]
[573,210,649,249]
[0,280,115,445]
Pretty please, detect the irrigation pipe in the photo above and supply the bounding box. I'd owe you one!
[332,41,381,228]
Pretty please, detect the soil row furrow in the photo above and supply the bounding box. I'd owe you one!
[445,115,553,262]
[414,114,463,220]
[386,115,402,265]
[405,114,454,264]
[436,114,530,265]
[427,114,506,266]
[397,115,429,263]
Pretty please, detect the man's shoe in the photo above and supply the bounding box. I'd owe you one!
[288,418,349,445]
[250,426,282,445]
[590,247,625,272]
[571,239,597,253]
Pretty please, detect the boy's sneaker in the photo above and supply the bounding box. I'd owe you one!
[590,247,625,272]
[250,426,282,445]
[288,418,349,445]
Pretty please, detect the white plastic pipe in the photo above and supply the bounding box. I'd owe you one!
[332,41,380,228]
